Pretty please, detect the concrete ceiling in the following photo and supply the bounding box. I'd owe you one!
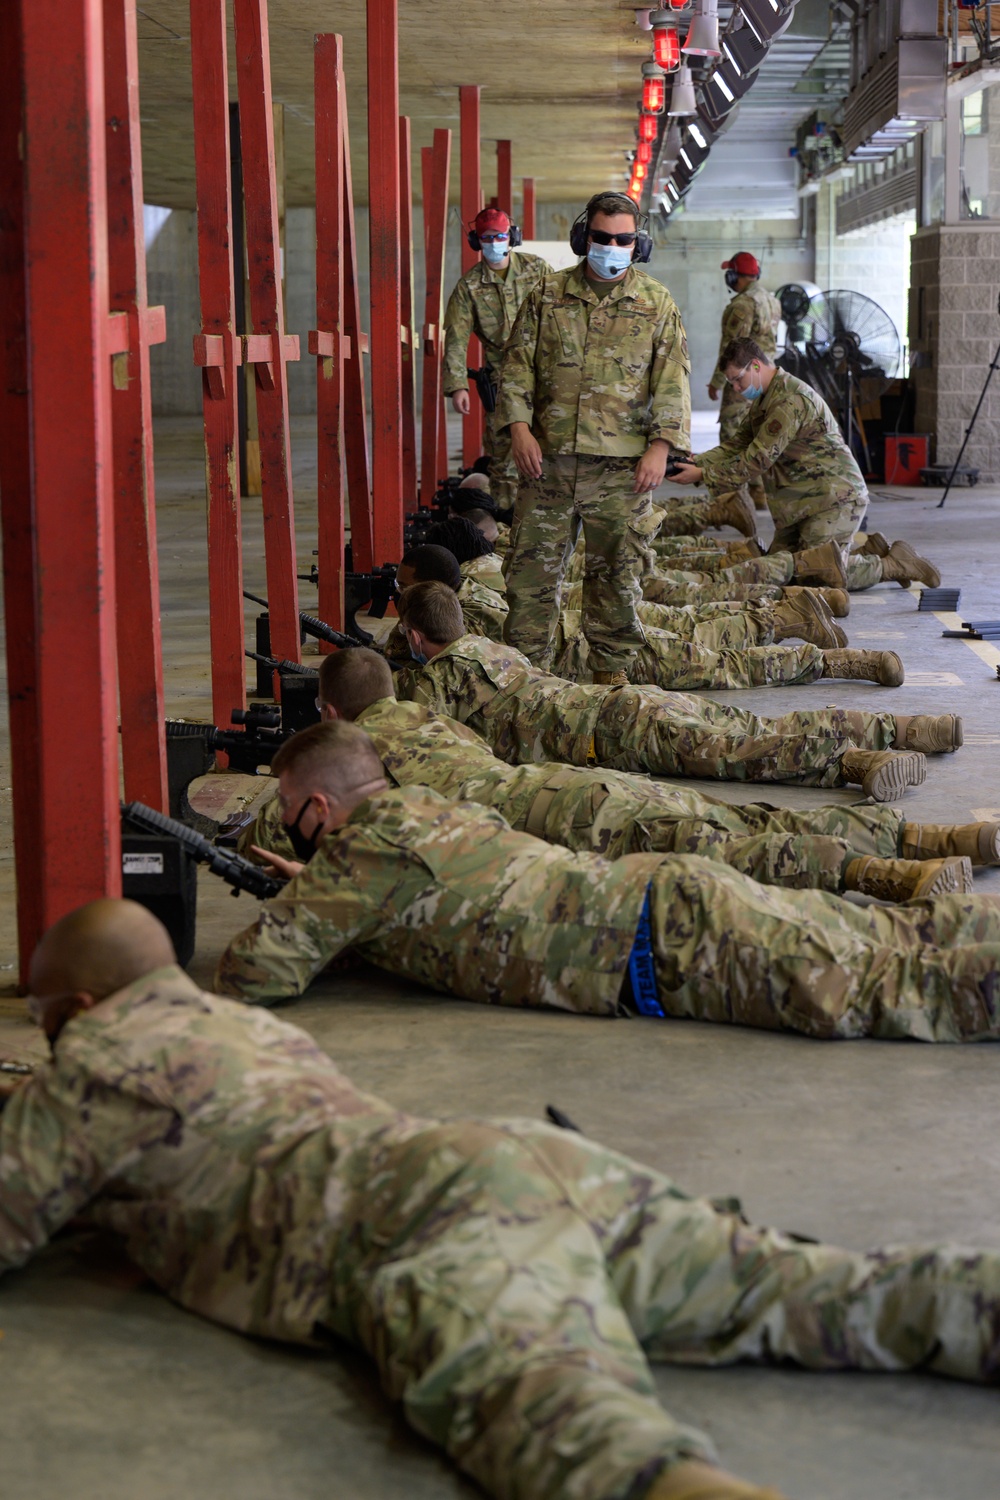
[136,1,673,210]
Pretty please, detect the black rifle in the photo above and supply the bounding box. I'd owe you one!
[245,649,318,677]
[165,710,290,775]
[122,802,286,900]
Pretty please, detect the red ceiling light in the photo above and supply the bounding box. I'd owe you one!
[633,160,647,181]
[667,0,691,10]
[652,21,681,72]
[636,140,653,164]
[641,62,666,113]
[638,111,658,143]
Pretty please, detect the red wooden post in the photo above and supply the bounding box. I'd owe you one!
[340,66,374,573]
[2,0,122,966]
[399,116,418,506]
[496,139,512,219]
[0,1,44,976]
[522,177,536,240]
[420,128,452,507]
[459,84,484,466]
[421,145,433,263]
[190,0,246,728]
[104,0,169,811]
[311,34,347,636]
[232,0,301,662]
[367,0,404,564]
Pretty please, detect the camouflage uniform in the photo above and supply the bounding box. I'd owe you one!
[494,262,691,672]
[8,969,1000,1499]
[710,283,781,509]
[443,253,549,511]
[247,696,909,893]
[220,785,1000,1048]
[395,633,897,786]
[700,369,883,592]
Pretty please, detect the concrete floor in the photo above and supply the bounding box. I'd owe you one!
[2,414,1000,1498]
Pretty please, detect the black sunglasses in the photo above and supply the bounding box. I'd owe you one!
[589,229,637,247]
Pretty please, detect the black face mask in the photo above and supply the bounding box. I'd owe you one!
[285,796,322,862]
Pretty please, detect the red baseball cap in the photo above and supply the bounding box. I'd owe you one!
[474,208,511,236]
[721,252,760,277]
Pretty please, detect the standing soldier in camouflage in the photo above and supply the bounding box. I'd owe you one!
[395,582,960,801]
[245,647,993,900]
[675,339,944,594]
[11,899,1000,1500]
[443,208,548,513]
[494,191,691,685]
[708,253,781,513]
[219,719,1000,1047]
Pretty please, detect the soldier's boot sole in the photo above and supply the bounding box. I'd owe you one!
[900,821,1000,866]
[645,1460,788,1500]
[840,748,927,801]
[893,713,964,753]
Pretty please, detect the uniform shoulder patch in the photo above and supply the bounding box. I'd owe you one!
[766,418,782,435]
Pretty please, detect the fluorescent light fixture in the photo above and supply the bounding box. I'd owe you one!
[688,122,707,149]
[714,71,735,103]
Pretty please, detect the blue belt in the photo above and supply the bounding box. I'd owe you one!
[627,885,664,1018]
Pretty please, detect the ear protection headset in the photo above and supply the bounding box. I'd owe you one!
[467,222,523,251]
[569,193,653,264]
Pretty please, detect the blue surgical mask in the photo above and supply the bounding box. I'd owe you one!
[409,644,428,666]
[742,381,764,401]
[586,242,632,279]
[481,237,509,266]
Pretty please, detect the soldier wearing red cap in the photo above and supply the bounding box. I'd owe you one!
[708,252,781,513]
[443,209,548,511]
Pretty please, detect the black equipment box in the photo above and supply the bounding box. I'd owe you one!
[121,832,198,967]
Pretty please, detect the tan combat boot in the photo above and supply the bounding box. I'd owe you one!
[791,539,848,588]
[704,488,757,538]
[592,668,629,687]
[839,748,926,800]
[645,1460,788,1500]
[821,648,904,686]
[877,539,942,588]
[772,589,847,648]
[724,538,764,562]
[749,482,769,512]
[901,821,1000,866]
[818,586,850,617]
[844,854,973,899]
[854,529,890,557]
[892,713,963,752]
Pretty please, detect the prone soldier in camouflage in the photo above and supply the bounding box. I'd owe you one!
[494,192,691,681]
[394,582,960,801]
[678,338,944,594]
[442,208,548,512]
[244,647,997,902]
[220,719,1000,1047]
[708,253,781,513]
[10,901,1000,1500]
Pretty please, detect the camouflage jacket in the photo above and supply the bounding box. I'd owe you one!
[710,284,781,391]
[0,965,407,1342]
[699,369,866,512]
[493,262,691,458]
[461,552,507,594]
[395,633,614,765]
[442,253,549,393]
[217,786,660,1012]
[384,574,507,660]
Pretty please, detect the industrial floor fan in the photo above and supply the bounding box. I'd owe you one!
[775,287,902,468]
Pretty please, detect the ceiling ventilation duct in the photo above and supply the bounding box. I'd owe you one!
[842,0,945,160]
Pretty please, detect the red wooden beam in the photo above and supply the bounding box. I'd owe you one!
[398,115,418,507]
[459,84,484,467]
[190,0,246,728]
[367,0,404,564]
[311,33,347,636]
[340,79,374,574]
[420,127,452,508]
[104,0,169,811]
[0,1,44,978]
[9,0,122,957]
[496,139,512,219]
[522,176,536,240]
[233,0,301,662]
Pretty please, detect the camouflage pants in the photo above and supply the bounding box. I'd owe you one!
[325,1116,1000,1500]
[637,599,776,649]
[650,498,718,538]
[626,629,823,692]
[594,689,897,785]
[653,534,731,556]
[517,772,903,892]
[641,553,792,607]
[769,489,882,592]
[504,454,650,672]
[650,855,1000,1041]
[483,409,520,513]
